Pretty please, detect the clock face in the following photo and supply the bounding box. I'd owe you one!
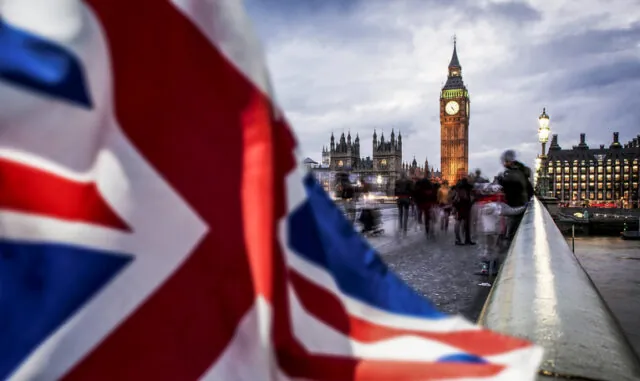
[445,101,460,115]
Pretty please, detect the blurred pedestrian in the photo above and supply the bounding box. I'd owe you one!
[437,180,451,232]
[335,172,356,223]
[452,176,475,245]
[394,173,413,236]
[498,150,533,240]
[473,183,505,276]
[414,173,439,239]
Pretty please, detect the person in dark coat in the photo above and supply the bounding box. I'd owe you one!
[413,174,439,237]
[452,176,475,245]
[394,173,414,236]
[498,150,533,239]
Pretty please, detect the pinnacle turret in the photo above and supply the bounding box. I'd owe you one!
[443,36,465,90]
[448,35,461,69]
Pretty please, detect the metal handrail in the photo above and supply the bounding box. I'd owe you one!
[478,198,640,381]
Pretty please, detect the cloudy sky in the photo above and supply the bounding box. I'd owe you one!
[245,0,640,177]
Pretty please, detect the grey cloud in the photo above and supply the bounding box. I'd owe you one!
[245,0,360,18]
[486,2,542,23]
[464,1,542,25]
[559,59,640,92]
[498,24,640,77]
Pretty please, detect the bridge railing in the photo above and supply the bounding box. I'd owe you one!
[478,197,640,381]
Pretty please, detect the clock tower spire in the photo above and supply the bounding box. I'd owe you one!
[440,37,470,184]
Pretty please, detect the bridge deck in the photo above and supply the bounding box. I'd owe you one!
[363,207,503,321]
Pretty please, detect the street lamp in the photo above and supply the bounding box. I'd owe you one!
[376,175,382,192]
[538,108,550,155]
[537,108,551,198]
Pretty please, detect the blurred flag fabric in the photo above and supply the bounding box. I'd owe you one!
[0,0,543,380]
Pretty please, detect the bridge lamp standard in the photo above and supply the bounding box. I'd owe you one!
[376,174,382,192]
[537,108,551,197]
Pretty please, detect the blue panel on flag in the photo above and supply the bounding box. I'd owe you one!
[0,241,132,379]
[0,18,93,108]
[438,353,487,364]
[288,174,446,319]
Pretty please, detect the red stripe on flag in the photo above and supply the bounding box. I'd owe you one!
[0,158,129,231]
[242,91,276,302]
[66,1,267,379]
[277,351,505,381]
[289,270,531,357]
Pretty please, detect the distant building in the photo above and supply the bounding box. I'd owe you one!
[544,132,640,204]
[401,157,442,182]
[302,157,320,171]
[315,130,404,195]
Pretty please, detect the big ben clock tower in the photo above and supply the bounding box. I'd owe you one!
[440,37,470,184]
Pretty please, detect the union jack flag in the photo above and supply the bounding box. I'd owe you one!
[0,0,542,380]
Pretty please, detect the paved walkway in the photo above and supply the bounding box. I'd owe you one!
[361,208,503,321]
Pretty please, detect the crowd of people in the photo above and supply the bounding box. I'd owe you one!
[333,149,534,276]
[393,149,534,274]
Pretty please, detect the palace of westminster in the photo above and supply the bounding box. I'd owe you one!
[307,129,438,193]
[306,39,640,203]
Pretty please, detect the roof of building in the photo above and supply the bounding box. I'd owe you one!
[303,157,318,164]
[443,75,465,90]
[449,40,461,68]
[443,40,465,90]
[546,133,640,163]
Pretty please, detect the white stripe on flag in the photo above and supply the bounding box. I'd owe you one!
[200,297,282,381]
[170,0,270,96]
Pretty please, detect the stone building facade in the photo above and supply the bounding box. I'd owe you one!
[544,132,640,204]
[315,130,404,194]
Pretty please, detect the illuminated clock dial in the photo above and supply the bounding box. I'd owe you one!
[445,101,460,115]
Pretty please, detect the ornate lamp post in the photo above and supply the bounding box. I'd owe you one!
[537,108,551,197]
[376,174,382,193]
